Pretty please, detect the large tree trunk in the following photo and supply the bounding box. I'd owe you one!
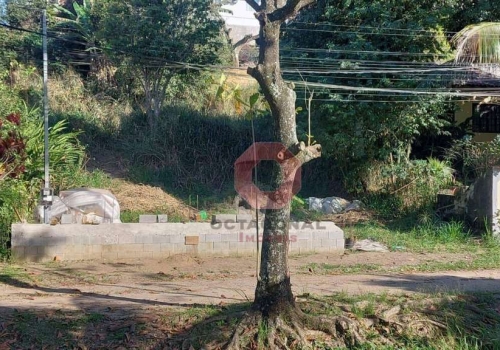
[247,0,319,317]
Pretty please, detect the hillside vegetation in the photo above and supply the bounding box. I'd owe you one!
[1,0,500,257]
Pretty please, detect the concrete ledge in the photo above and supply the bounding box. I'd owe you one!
[11,221,344,262]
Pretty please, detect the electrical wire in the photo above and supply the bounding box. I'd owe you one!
[2,14,500,101]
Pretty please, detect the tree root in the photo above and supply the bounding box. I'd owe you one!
[226,311,262,350]
[224,304,368,350]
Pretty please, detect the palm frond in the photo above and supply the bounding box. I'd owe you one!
[452,22,500,64]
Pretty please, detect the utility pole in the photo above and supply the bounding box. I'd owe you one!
[41,9,52,224]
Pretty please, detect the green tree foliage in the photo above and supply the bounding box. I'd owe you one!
[50,0,100,74]
[446,0,500,33]
[282,0,459,192]
[0,78,84,251]
[2,0,45,29]
[95,0,231,129]
[452,22,500,64]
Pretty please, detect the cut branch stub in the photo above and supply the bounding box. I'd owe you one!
[234,142,302,209]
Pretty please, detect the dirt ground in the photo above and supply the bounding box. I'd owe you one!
[1,251,499,314]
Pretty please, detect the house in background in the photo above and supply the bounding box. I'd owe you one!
[219,0,260,43]
[454,68,500,142]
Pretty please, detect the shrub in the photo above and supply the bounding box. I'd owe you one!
[0,107,85,254]
[363,158,454,216]
[445,135,500,184]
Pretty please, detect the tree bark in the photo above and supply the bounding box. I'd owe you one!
[232,34,259,67]
[247,0,319,317]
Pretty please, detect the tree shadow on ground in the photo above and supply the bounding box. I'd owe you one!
[0,271,248,349]
[2,271,500,349]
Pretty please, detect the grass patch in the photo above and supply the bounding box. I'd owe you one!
[0,265,33,284]
[0,291,498,349]
[345,221,487,254]
[302,251,500,275]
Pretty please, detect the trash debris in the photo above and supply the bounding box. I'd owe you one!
[37,188,121,224]
[307,197,363,214]
[352,239,389,252]
[345,200,364,212]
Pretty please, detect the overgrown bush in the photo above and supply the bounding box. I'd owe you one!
[0,82,86,254]
[363,158,454,216]
[121,106,271,197]
[446,135,500,184]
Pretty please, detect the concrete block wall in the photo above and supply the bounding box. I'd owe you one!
[11,221,344,262]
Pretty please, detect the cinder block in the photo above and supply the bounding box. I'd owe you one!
[213,241,230,252]
[25,246,38,257]
[185,245,198,255]
[221,233,239,242]
[212,214,236,223]
[185,236,199,245]
[160,243,174,252]
[328,230,344,240]
[119,243,143,252]
[292,239,310,248]
[313,231,329,240]
[169,235,184,244]
[336,239,345,248]
[91,245,103,254]
[60,214,74,224]
[197,242,214,252]
[118,235,136,244]
[157,215,168,223]
[313,246,330,253]
[236,214,253,223]
[30,236,46,246]
[139,215,157,223]
[72,235,90,245]
[100,235,118,245]
[312,239,323,248]
[143,243,161,252]
[205,234,221,242]
[153,235,170,244]
[295,232,311,240]
[232,242,257,253]
[135,235,154,244]
[321,239,337,247]
[46,235,70,246]
[38,245,65,257]
[101,244,114,253]
[89,236,102,245]
[171,243,187,253]
[11,246,25,260]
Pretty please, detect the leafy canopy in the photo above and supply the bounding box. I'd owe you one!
[95,0,229,67]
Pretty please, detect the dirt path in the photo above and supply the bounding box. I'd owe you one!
[1,252,499,314]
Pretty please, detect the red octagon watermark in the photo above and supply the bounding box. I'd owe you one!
[234,142,301,209]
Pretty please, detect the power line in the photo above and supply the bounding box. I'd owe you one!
[290,80,500,97]
[3,17,500,100]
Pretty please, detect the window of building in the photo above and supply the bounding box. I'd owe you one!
[472,103,500,133]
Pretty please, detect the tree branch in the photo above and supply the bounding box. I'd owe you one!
[233,34,259,49]
[294,142,322,165]
[269,0,316,22]
[244,0,261,12]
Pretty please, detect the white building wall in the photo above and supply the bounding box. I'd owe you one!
[220,0,260,42]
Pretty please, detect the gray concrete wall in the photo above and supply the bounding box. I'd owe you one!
[11,222,344,262]
[466,166,500,237]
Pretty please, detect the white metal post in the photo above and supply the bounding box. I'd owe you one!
[42,9,52,223]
